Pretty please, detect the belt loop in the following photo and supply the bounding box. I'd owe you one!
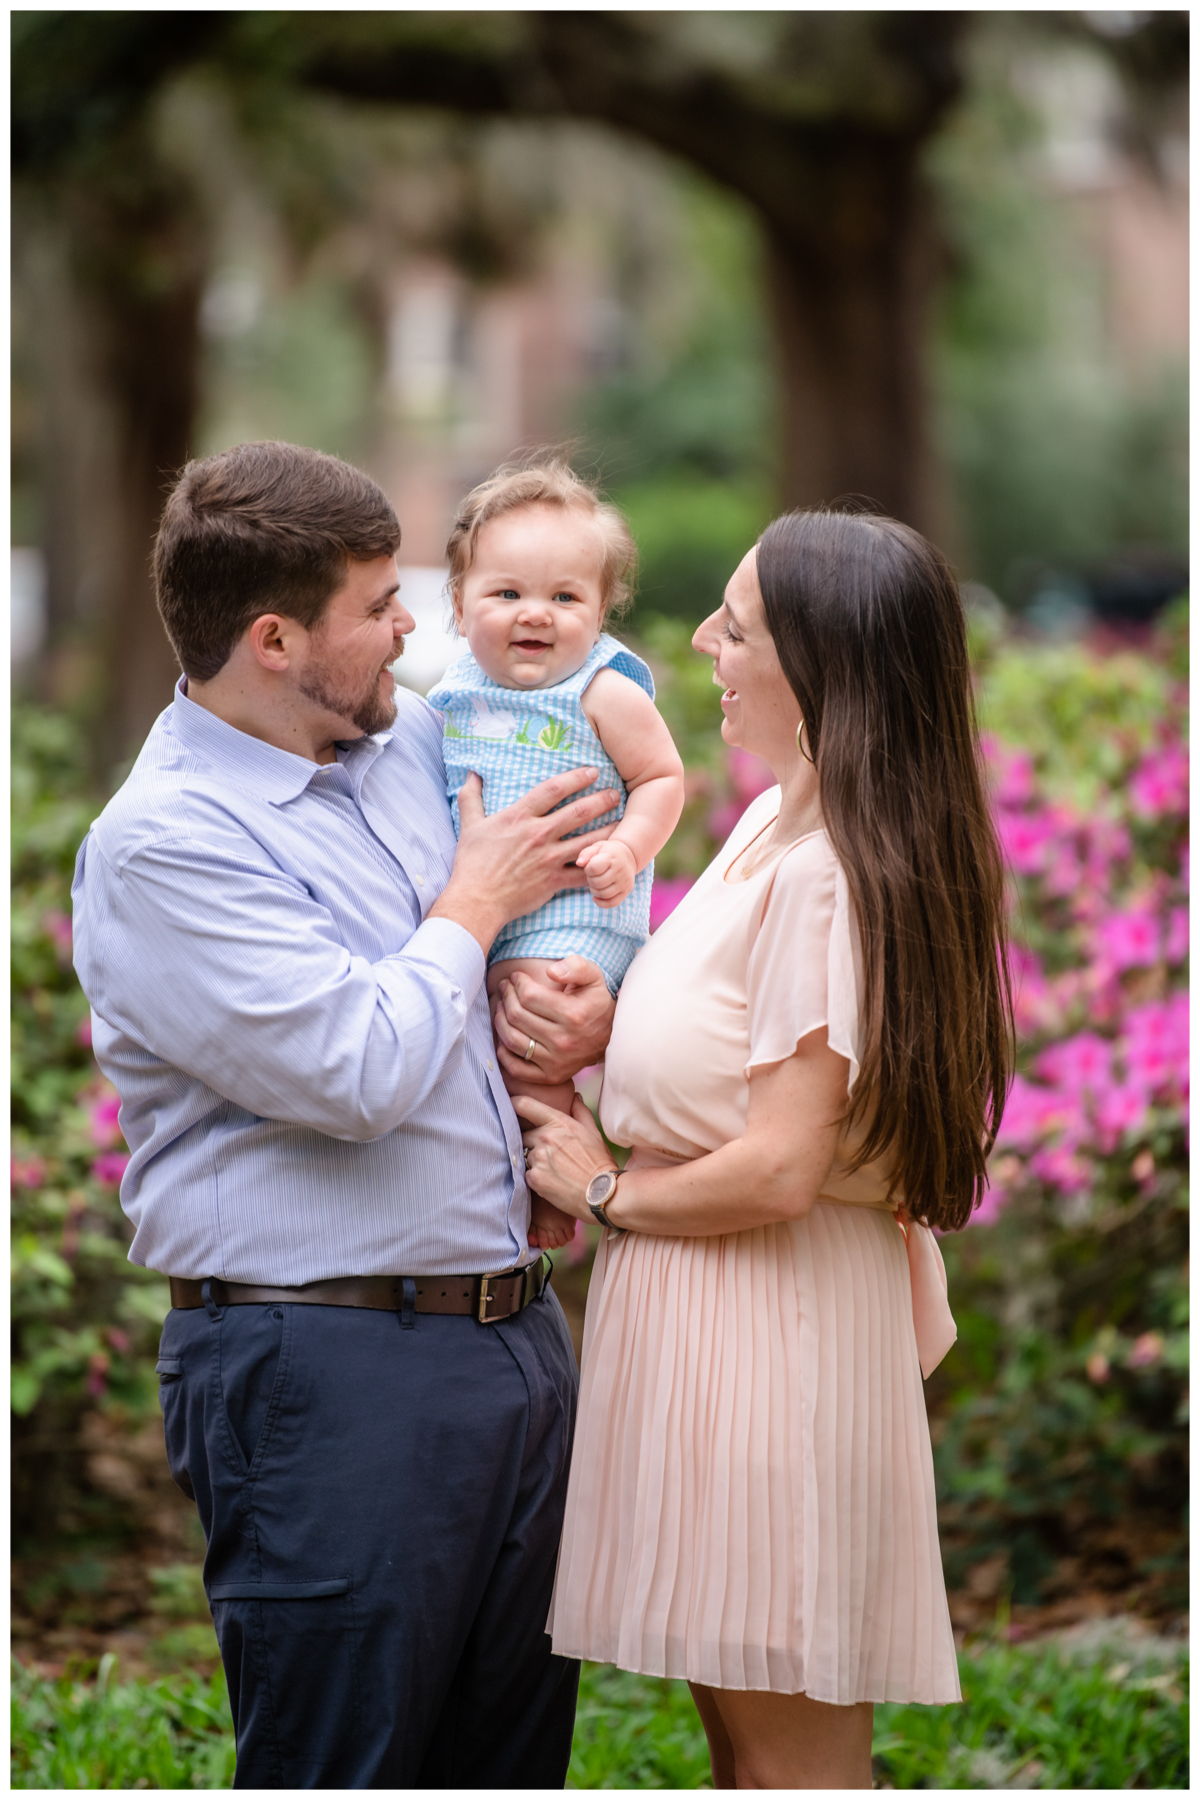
[399,1276,417,1331]
[201,1277,221,1321]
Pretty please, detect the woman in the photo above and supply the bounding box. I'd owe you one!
[510,506,1013,1789]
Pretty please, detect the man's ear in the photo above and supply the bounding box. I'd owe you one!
[246,613,300,672]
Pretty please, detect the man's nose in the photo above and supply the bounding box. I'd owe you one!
[395,605,417,636]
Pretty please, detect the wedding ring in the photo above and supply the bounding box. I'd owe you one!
[525,1037,537,1062]
[523,1147,533,1169]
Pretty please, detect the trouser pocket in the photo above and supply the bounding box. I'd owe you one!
[210,1581,361,1789]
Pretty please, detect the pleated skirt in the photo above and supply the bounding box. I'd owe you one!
[547,1202,961,1704]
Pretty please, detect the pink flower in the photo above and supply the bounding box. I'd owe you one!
[1092,1080,1151,1152]
[107,1328,132,1354]
[707,801,745,843]
[1029,1144,1093,1195]
[75,1016,93,1048]
[982,738,1037,808]
[1128,746,1188,820]
[727,749,775,805]
[89,1094,123,1149]
[1094,906,1161,974]
[11,1156,46,1190]
[1033,1032,1112,1094]
[1120,998,1188,1095]
[1179,845,1189,892]
[971,1184,1008,1227]
[1126,1331,1164,1370]
[649,877,695,932]
[997,808,1061,877]
[995,1074,1084,1152]
[86,1350,110,1398]
[1086,1352,1110,1384]
[1010,946,1052,1038]
[1165,907,1188,964]
[91,1152,130,1187]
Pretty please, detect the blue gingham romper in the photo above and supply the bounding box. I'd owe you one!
[426,634,655,995]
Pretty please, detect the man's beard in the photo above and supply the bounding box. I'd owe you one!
[299,648,400,737]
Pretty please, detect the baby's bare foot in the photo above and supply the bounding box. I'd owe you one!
[528,1195,578,1251]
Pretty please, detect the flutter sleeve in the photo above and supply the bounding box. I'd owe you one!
[744,832,864,1093]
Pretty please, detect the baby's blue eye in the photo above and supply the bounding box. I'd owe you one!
[499,589,519,600]
[554,592,578,605]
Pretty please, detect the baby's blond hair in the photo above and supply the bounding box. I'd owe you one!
[445,452,636,618]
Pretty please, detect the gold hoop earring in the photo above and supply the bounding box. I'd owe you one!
[796,720,815,765]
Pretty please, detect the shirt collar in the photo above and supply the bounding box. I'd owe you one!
[167,677,393,807]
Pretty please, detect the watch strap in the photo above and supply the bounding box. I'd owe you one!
[588,1196,626,1232]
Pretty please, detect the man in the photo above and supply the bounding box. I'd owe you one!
[71,441,617,1788]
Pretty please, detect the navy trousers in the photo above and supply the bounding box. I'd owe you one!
[156,1281,580,1788]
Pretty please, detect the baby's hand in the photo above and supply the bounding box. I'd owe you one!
[575,839,637,908]
[528,1194,579,1252]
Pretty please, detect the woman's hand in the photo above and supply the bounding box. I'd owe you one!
[512,1093,617,1220]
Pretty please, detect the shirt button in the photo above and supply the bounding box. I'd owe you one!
[415,875,425,887]
[487,1058,494,1071]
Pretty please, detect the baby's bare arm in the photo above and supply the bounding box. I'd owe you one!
[579,669,685,872]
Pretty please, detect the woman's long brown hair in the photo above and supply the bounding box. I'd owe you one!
[756,505,1014,1231]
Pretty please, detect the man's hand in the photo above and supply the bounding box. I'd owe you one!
[428,770,618,954]
[491,955,615,1086]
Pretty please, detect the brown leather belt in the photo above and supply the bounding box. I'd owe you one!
[168,1257,550,1326]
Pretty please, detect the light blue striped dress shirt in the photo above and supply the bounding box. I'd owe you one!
[70,678,534,1284]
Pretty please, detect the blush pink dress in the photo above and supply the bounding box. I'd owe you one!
[546,790,962,1704]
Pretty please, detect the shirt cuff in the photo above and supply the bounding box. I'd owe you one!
[396,914,487,999]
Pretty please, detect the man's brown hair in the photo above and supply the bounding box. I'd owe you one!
[154,441,402,680]
[756,504,1014,1232]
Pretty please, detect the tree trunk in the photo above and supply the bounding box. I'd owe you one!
[759,147,945,533]
[60,152,207,774]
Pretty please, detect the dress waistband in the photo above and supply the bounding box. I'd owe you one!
[620,1147,955,1377]
[624,1145,896,1211]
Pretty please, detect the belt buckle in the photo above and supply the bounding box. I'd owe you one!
[477,1274,496,1324]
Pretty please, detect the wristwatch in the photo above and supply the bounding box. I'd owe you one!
[585,1168,626,1233]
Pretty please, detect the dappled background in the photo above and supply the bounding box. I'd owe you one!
[11,12,1188,1789]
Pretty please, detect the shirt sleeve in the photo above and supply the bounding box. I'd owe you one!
[72,827,486,1143]
[744,834,864,1093]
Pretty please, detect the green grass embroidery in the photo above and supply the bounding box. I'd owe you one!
[537,716,573,752]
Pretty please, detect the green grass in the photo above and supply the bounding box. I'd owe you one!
[12,1638,1188,1789]
[11,1656,235,1790]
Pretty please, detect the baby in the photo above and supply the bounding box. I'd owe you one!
[427,456,685,1249]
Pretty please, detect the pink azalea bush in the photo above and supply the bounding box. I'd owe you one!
[978,720,1187,1222]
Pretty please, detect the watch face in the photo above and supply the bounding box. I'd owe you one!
[588,1171,616,1206]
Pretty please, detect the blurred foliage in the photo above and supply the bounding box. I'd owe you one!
[555,19,1189,621]
[575,178,774,625]
[197,274,375,466]
[929,26,1188,602]
[11,710,170,1545]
